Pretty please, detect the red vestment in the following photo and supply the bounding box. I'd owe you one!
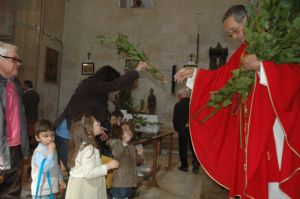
[190,44,300,198]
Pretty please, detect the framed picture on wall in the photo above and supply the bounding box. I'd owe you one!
[82,62,94,75]
[45,47,59,83]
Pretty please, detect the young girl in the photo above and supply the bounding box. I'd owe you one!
[31,120,65,199]
[110,122,143,199]
[65,114,119,199]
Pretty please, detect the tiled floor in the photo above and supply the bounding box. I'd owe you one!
[21,151,228,199]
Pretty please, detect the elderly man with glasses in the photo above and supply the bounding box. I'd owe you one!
[0,41,29,198]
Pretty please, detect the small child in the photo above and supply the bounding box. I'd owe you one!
[110,122,143,199]
[65,114,119,199]
[31,119,65,199]
[109,112,120,127]
[108,112,121,147]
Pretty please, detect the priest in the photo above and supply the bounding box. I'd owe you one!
[175,5,300,199]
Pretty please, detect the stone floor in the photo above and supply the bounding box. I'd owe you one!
[21,151,228,199]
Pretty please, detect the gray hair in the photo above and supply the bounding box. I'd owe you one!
[0,41,18,56]
[222,5,247,23]
[177,88,190,98]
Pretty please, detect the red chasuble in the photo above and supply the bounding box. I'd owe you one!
[190,44,300,198]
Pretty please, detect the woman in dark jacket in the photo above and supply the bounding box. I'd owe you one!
[54,62,147,170]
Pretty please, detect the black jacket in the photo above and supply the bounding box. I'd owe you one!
[24,89,40,121]
[173,97,190,134]
[54,70,139,128]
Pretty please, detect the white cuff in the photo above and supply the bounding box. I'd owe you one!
[103,164,108,173]
[259,62,268,86]
[186,68,197,89]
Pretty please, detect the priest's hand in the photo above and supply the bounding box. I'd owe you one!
[174,67,196,83]
[242,54,261,71]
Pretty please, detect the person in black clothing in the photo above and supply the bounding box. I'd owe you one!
[173,88,200,173]
[23,80,40,122]
[23,80,40,153]
[54,62,147,171]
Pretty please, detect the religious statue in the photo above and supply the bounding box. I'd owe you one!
[147,88,156,114]
[209,42,228,70]
[131,0,144,8]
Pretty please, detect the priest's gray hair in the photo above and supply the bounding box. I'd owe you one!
[177,88,190,98]
[222,5,247,23]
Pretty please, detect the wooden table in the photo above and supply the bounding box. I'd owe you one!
[135,129,174,186]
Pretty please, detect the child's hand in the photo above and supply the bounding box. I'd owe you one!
[59,180,66,189]
[48,142,56,153]
[99,131,109,141]
[106,160,119,170]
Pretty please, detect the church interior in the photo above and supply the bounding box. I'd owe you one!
[1,0,250,198]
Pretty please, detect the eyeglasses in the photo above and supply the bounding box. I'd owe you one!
[0,54,22,64]
[226,27,242,38]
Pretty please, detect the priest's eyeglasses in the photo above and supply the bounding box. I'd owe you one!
[226,27,242,38]
[0,54,22,64]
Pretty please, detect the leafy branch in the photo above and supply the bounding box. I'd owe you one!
[245,0,300,63]
[194,69,255,123]
[98,33,165,82]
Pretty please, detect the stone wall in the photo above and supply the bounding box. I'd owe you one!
[1,0,247,125]
[60,0,247,126]
[0,0,65,121]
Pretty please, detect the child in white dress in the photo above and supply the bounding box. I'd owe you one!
[65,114,119,199]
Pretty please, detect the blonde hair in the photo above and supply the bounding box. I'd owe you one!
[68,114,98,168]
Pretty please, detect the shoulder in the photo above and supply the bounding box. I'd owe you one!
[80,144,94,152]
[174,102,181,111]
[232,44,247,58]
[75,78,97,91]
[32,146,48,158]
[182,98,190,104]
[177,98,189,106]
[112,140,122,148]
[13,78,22,85]
[80,144,97,157]
[32,90,39,96]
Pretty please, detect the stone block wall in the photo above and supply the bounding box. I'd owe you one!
[1,0,247,125]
